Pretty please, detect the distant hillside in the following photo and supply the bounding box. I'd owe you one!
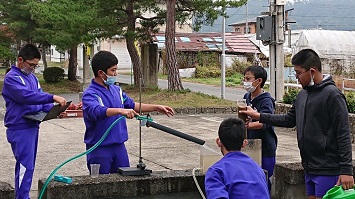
[199,0,355,32]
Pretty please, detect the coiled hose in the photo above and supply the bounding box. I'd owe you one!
[38,115,128,199]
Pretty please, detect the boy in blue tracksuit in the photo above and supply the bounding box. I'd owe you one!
[205,118,270,199]
[82,51,174,174]
[242,65,277,192]
[2,44,67,199]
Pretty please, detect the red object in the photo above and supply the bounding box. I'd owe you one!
[66,102,82,110]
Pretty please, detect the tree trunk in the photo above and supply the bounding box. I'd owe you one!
[42,45,47,70]
[165,0,183,91]
[126,0,143,87]
[67,46,77,81]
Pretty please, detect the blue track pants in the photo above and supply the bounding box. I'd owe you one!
[7,127,39,199]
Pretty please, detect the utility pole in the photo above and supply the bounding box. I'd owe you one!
[245,2,248,34]
[269,0,285,101]
[221,15,226,99]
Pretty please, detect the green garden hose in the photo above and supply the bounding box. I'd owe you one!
[38,115,152,199]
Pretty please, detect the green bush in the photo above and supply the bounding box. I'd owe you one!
[283,90,355,113]
[194,64,220,78]
[43,67,65,83]
[226,73,243,85]
[230,58,252,74]
[345,91,355,113]
[195,52,220,67]
[283,89,300,104]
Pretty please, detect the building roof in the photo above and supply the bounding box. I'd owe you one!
[228,17,257,26]
[152,32,260,54]
[294,29,355,59]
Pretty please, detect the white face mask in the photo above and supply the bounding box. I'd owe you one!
[21,64,33,75]
[309,73,314,86]
[243,80,259,93]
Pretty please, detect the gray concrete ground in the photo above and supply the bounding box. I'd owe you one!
[1,112,355,198]
[0,70,355,198]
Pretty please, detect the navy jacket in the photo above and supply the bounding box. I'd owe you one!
[244,92,277,157]
[260,75,353,176]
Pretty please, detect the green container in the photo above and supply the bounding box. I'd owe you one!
[323,186,355,199]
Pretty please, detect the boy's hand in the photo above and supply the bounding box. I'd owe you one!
[157,105,175,117]
[53,95,66,106]
[121,109,139,119]
[239,106,260,120]
[336,175,354,190]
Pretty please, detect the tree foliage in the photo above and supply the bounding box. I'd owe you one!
[94,0,247,88]
[0,25,16,65]
[29,0,115,81]
[1,0,247,86]
[0,0,38,43]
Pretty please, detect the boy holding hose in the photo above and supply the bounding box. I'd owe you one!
[82,51,174,174]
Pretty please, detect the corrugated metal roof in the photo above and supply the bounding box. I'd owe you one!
[152,32,260,54]
[294,29,355,59]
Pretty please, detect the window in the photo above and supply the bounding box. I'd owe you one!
[180,37,191,42]
[244,27,251,34]
[202,37,213,42]
[213,37,222,42]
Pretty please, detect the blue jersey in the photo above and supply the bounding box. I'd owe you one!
[2,66,54,130]
[205,151,270,199]
[82,80,135,146]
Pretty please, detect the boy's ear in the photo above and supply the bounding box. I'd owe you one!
[241,139,248,148]
[257,77,263,84]
[216,138,222,147]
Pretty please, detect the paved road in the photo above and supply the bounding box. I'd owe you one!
[115,74,246,101]
[34,66,246,101]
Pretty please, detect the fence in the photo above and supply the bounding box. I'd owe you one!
[266,74,302,92]
[342,78,355,93]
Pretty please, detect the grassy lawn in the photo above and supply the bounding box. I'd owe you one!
[158,73,244,88]
[35,73,82,93]
[122,85,235,108]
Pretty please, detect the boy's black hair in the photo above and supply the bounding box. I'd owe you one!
[18,44,41,61]
[91,51,118,77]
[243,65,267,88]
[218,118,245,151]
[292,49,322,72]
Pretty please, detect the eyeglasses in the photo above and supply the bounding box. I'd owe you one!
[293,69,309,78]
[25,61,39,69]
[243,76,255,82]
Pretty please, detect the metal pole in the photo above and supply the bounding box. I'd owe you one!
[288,28,291,48]
[269,2,276,99]
[221,16,226,99]
[139,78,142,161]
[245,2,248,34]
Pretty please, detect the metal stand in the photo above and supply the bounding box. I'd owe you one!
[118,78,152,176]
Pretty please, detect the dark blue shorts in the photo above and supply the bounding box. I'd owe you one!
[305,173,338,197]
[86,143,130,174]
